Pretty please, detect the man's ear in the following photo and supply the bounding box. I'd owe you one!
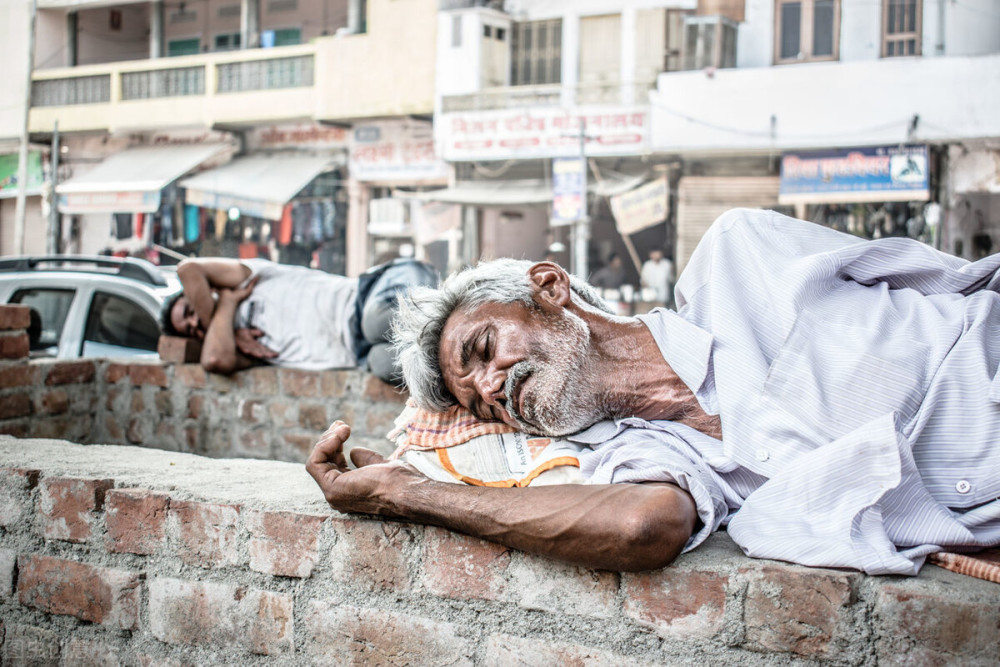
[527,261,572,311]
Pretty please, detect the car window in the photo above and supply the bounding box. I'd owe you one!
[83,291,160,352]
[10,288,75,357]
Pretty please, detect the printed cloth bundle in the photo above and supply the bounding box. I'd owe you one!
[387,401,585,487]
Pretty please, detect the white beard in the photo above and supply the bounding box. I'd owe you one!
[504,308,603,436]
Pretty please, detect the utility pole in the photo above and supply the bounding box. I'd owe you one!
[47,121,60,254]
[14,0,38,255]
[572,118,590,281]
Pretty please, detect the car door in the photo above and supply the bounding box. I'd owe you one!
[79,287,161,359]
[6,283,79,358]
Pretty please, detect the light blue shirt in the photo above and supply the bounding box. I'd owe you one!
[574,209,1000,575]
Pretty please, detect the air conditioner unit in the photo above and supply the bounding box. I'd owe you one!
[682,15,738,71]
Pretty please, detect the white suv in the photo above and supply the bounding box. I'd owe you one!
[0,256,180,360]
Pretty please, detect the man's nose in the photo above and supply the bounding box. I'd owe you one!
[475,367,505,405]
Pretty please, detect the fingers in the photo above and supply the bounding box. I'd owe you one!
[350,447,388,469]
[306,421,350,480]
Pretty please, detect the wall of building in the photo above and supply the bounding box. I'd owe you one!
[0,199,48,257]
[0,0,31,142]
[0,305,998,665]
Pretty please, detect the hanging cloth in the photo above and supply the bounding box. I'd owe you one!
[215,209,228,239]
[135,213,145,239]
[278,204,293,245]
[113,213,133,240]
[184,205,200,243]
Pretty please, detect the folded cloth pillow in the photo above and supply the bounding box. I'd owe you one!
[388,400,585,487]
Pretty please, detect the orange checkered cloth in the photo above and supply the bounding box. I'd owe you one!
[388,400,517,459]
[927,549,1000,584]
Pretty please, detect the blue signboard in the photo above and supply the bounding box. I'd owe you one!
[552,157,586,226]
[779,145,930,204]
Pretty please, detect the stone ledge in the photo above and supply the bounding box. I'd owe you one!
[0,437,997,666]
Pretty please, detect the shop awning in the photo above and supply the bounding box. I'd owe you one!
[57,144,228,214]
[403,173,645,207]
[179,154,336,221]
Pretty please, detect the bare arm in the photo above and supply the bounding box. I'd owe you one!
[200,285,256,374]
[176,258,252,326]
[306,423,697,571]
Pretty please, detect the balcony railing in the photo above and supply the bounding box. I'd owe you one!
[441,80,655,113]
[121,66,205,100]
[32,74,111,107]
[216,55,314,93]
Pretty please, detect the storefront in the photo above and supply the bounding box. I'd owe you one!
[55,144,231,259]
[778,144,939,246]
[178,152,347,273]
[943,144,1000,261]
[0,147,47,255]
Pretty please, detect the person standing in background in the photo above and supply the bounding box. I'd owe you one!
[640,249,674,307]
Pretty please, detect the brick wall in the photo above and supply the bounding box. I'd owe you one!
[0,305,406,460]
[1,439,998,665]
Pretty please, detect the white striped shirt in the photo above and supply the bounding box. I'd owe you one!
[574,209,1000,575]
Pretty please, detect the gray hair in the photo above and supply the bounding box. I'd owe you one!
[392,258,610,411]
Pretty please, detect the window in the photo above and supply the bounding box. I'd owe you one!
[168,38,201,57]
[882,0,921,57]
[511,19,562,86]
[452,15,462,48]
[496,27,505,41]
[10,288,75,357]
[483,25,492,38]
[682,15,738,70]
[214,33,241,51]
[774,0,839,64]
[83,292,160,356]
[271,28,301,46]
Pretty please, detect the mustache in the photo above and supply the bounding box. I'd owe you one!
[504,362,532,424]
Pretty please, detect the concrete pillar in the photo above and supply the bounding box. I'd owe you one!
[150,1,164,59]
[347,0,366,34]
[346,179,370,277]
[67,11,77,67]
[241,0,260,49]
[620,7,636,104]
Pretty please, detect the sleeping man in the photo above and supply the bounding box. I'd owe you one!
[307,209,1000,574]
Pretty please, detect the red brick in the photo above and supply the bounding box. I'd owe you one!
[131,389,145,412]
[268,401,295,427]
[247,510,325,578]
[0,421,28,437]
[319,370,348,397]
[174,363,206,388]
[876,586,1000,666]
[623,568,728,639]
[238,366,278,395]
[187,394,204,418]
[0,467,40,527]
[328,518,414,592]
[742,565,857,658]
[149,577,293,655]
[365,405,403,437]
[282,433,316,459]
[298,403,328,430]
[422,527,511,601]
[184,426,200,450]
[105,362,129,383]
[363,374,408,403]
[505,555,620,618]
[0,364,38,389]
[106,488,170,555]
[233,427,270,458]
[17,554,141,629]
[129,362,168,387]
[279,368,320,397]
[0,304,30,330]
[30,414,91,441]
[38,389,68,415]
[158,335,203,364]
[0,332,29,359]
[155,389,173,415]
[170,501,242,568]
[207,373,237,392]
[126,417,148,444]
[39,476,114,543]
[45,360,95,385]
[240,398,267,422]
[0,548,15,599]
[482,634,641,666]
[104,415,124,441]
[2,624,61,665]
[0,392,31,420]
[304,604,473,664]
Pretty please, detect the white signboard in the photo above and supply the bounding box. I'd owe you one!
[248,123,351,151]
[610,177,669,235]
[440,106,650,161]
[350,121,450,182]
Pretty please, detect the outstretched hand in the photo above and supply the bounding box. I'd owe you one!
[305,421,428,518]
